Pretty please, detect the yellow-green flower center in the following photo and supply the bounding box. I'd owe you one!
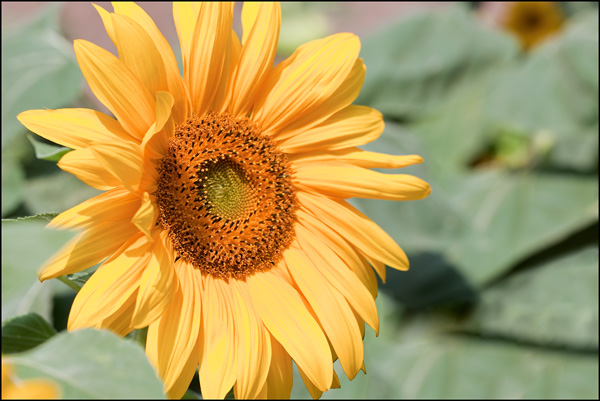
[201,158,255,221]
[155,113,297,280]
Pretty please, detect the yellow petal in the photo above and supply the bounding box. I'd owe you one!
[254,34,361,135]
[294,222,379,335]
[199,274,237,399]
[105,2,188,123]
[264,334,293,399]
[277,106,383,153]
[58,148,120,190]
[2,378,61,400]
[176,2,234,115]
[131,230,176,328]
[68,233,150,330]
[211,29,241,114]
[298,365,323,400]
[131,192,157,238]
[98,291,138,336]
[112,13,169,98]
[298,212,378,298]
[141,91,174,162]
[17,108,133,149]
[230,280,271,399]
[298,191,409,271]
[293,163,431,201]
[48,187,140,231]
[229,3,280,116]
[284,246,364,380]
[90,141,143,193]
[172,2,201,71]
[74,39,155,139]
[248,269,332,392]
[155,260,201,397]
[291,147,424,169]
[38,220,138,281]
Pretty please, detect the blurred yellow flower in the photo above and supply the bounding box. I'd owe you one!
[17,2,430,399]
[2,359,60,399]
[481,2,565,50]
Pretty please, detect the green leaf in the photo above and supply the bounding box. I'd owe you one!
[486,12,599,172]
[61,268,97,291]
[290,294,599,399]
[357,4,519,121]
[461,246,599,349]
[356,123,598,288]
[27,135,70,162]
[6,328,166,398]
[1,3,83,150]
[1,216,74,322]
[22,171,102,216]
[2,313,57,354]
[1,155,25,216]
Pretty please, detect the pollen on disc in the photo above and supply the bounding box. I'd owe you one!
[155,113,297,280]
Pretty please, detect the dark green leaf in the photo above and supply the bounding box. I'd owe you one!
[2,313,57,354]
[461,246,599,349]
[27,135,70,162]
[7,328,166,398]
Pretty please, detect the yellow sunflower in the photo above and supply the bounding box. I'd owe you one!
[2,358,60,399]
[18,2,430,399]
[492,2,564,50]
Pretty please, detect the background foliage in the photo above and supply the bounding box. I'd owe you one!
[1,2,598,399]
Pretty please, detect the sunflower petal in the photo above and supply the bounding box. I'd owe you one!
[74,39,155,139]
[248,269,332,392]
[131,192,158,238]
[277,106,383,152]
[199,274,237,399]
[111,13,168,97]
[291,147,424,169]
[67,233,149,330]
[131,230,176,329]
[48,187,140,231]
[108,2,188,123]
[293,163,431,201]
[38,220,138,281]
[255,35,361,136]
[294,223,379,334]
[90,141,144,193]
[17,108,132,149]
[177,3,234,115]
[230,280,271,399]
[229,3,280,116]
[264,334,293,399]
[58,148,120,190]
[155,260,201,396]
[285,246,364,380]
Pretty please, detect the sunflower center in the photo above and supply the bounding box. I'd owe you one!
[201,158,254,220]
[155,112,297,280]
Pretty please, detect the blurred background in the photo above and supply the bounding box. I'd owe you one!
[2,2,598,399]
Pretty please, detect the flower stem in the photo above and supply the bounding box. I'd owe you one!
[57,275,81,292]
[132,327,148,348]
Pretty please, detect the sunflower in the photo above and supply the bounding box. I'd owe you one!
[2,358,60,399]
[18,2,430,399]
[484,2,564,50]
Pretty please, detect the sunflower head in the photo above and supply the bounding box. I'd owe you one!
[501,2,565,50]
[17,2,430,399]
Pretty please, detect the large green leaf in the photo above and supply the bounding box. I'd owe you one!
[6,328,166,398]
[2,313,57,354]
[357,4,518,121]
[291,294,599,399]
[461,246,598,349]
[486,12,599,172]
[356,121,598,288]
[1,3,83,150]
[1,155,25,216]
[23,170,102,216]
[1,216,74,322]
